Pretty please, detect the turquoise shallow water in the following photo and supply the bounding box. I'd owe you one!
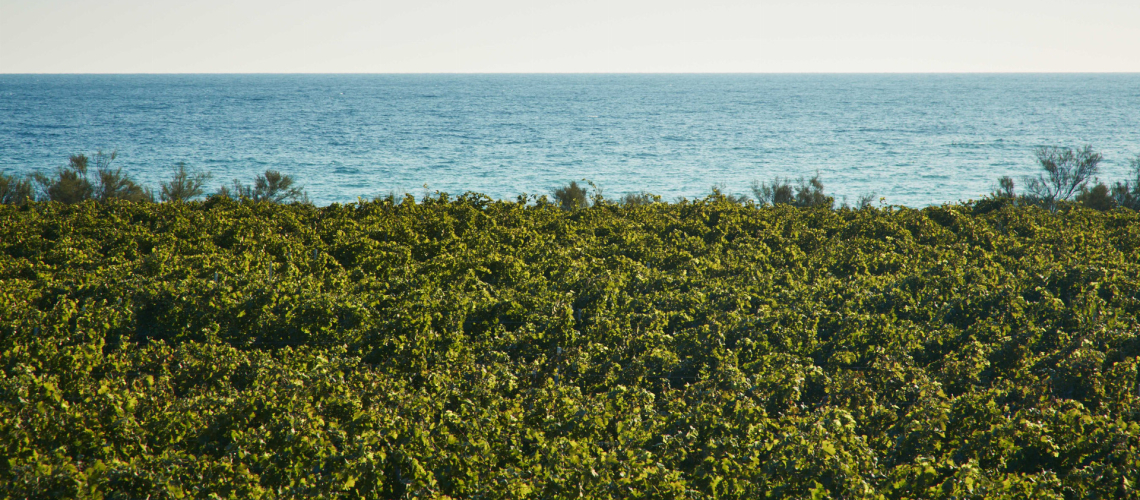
[1,74,1138,206]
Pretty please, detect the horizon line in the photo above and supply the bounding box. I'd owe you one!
[3,71,1140,76]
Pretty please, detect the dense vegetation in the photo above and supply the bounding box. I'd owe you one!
[2,194,1139,499]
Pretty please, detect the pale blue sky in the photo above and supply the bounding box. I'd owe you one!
[1,0,1137,73]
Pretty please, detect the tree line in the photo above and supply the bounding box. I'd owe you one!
[550,146,1140,212]
[3,146,1139,211]
[0,151,308,205]
[986,146,1140,211]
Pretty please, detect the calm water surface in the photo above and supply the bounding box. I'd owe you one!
[1,74,1138,206]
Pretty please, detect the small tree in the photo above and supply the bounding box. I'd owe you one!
[752,178,795,206]
[552,181,589,210]
[1076,181,1115,211]
[33,151,152,204]
[160,162,212,202]
[584,180,607,207]
[752,174,833,208]
[793,174,833,208]
[218,170,308,204]
[373,190,401,204]
[620,192,661,206]
[0,172,35,205]
[1111,153,1140,211]
[96,169,154,204]
[35,153,95,204]
[992,176,1017,199]
[708,184,749,204]
[1023,145,1101,210]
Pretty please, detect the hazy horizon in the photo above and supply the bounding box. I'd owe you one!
[4,72,1140,75]
[3,1,1138,74]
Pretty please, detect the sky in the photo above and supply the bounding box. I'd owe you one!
[1,0,1137,73]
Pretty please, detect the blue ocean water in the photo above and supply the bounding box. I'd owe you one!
[1,74,1138,207]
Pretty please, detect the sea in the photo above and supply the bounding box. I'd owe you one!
[1,74,1138,207]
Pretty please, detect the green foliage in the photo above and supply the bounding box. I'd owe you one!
[2,196,1140,498]
[753,174,834,208]
[160,162,212,203]
[34,153,96,203]
[841,192,878,210]
[217,169,309,204]
[993,148,1140,214]
[751,177,794,205]
[32,151,153,204]
[993,175,1017,199]
[0,172,35,205]
[620,191,662,206]
[95,167,154,203]
[708,185,750,204]
[1112,154,1140,211]
[1076,181,1116,211]
[552,180,589,210]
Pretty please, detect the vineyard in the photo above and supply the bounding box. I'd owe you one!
[2,195,1139,498]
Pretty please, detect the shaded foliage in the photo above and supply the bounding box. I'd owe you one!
[990,147,1140,214]
[0,172,34,205]
[160,162,212,203]
[95,167,153,203]
[619,191,662,206]
[708,184,750,204]
[1111,154,1140,211]
[31,151,153,204]
[993,175,1017,199]
[217,169,309,204]
[33,153,96,204]
[552,180,589,210]
[1076,181,1116,211]
[753,174,834,208]
[751,177,795,205]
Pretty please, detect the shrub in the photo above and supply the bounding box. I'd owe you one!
[1076,181,1116,211]
[856,192,876,209]
[619,192,661,206]
[842,191,876,210]
[0,172,35,204]
[1111,154,1140,210]
[752,174,834,208]
[95,168,153,203]
[552,180,589,210]
[160,162,212,202]
[585,180,607,207]
[707,184,750,204]
[373,191,402,204]
[31,151,153,204]
[1023,145,1101,210]
[34,153,96,204]
[792,174,833,208]
[751,177,795,206]
[993,176,1017,199]
[217,169,308,204]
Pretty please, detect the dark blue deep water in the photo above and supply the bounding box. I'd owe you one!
[2,74,1138,206]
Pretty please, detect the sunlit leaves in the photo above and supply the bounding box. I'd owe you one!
[1,198,1139,497]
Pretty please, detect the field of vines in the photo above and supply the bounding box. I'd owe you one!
[2,195,1139,499]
